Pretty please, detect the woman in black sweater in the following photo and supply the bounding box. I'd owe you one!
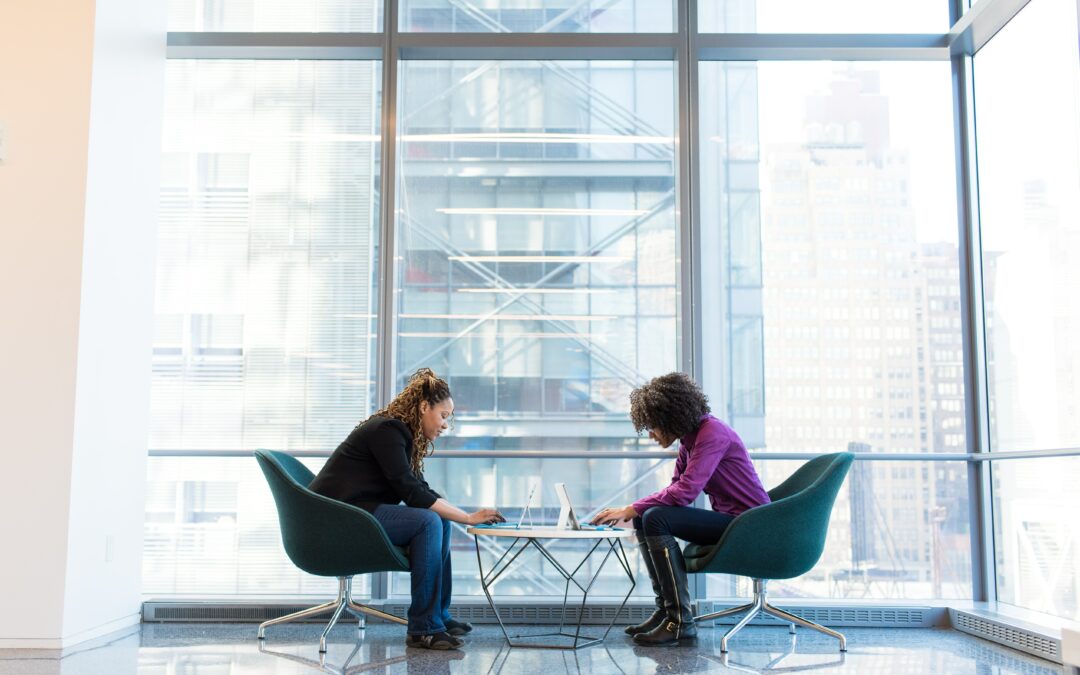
[309,369,503,650]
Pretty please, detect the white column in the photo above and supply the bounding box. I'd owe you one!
[0,0,166,650]
[1063,627,1080,672]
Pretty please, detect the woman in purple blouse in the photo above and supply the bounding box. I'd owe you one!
[592,372,771,646]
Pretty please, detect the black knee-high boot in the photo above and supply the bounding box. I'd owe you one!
[624,534,666,636]
[633,536,697,646]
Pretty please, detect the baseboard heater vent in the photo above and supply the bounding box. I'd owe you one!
[143,602,654,625]
[950,609,1062,664]
[144,600,943,628]
[385,603,656,624]
[694,602,941,628]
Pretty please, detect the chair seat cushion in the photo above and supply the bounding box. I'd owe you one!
[683,543,716,560]
[683,543,719,572]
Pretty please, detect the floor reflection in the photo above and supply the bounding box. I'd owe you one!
[485,642,628,675]
[258,641,413,674]
[0,623,1065,675]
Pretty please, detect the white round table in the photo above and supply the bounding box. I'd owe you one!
[467,525,637,650]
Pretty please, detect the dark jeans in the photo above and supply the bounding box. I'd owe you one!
[372,504,454,635]
[633,505,736,546]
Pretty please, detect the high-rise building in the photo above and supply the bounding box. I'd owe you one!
[756,67,968,598]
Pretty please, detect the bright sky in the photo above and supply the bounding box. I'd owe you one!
[748,0,949,33]
[755,61,961,244]
[969,0,1080,252]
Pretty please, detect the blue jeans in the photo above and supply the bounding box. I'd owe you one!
[372,504,454,635]
[633,505,736,545]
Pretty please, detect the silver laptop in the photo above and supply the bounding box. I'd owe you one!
[479,482,538,529]
[555,482,614,531]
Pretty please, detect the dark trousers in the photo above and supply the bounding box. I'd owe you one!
[633,505,736,545]
[372,504,454,635]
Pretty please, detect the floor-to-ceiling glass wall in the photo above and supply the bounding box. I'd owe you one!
[145,54,383,595]
[145,0,1080,622]
[972,0,1080,622]
[699,60,970,601]
[392,56,678,597]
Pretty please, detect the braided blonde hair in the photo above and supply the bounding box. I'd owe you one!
[370,368,452,474]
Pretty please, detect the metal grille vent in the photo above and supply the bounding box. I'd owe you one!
[147,605,346,622]
[380,604,652,624]
[144,603,652,625]
[952,612,1061,663]
[696,603,934,627]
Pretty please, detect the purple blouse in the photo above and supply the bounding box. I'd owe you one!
[632,415,770,517]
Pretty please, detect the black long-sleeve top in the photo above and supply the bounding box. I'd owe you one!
[309,416,442,513]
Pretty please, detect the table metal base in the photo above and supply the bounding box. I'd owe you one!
[472,534,636,650]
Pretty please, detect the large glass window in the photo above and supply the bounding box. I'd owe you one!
[975,0,1080,625]
[144,457,356,596]
[147,60,381,595]
[392,59,678,597]
[146,0,1080,614]
[709,460,972,600]
[992,458,1080,621]
[168,0,382,31]
[699,0,948,33]
[394,59,678,428]
[699,61,969,599]
[400,0,674,32]
[701,61,965,457]
[974,0,1080,454]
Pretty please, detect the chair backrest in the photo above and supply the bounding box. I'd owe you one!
[255,449,409,577]
[268,449,317,486]
[766,452,845,503]
[691,452,854,580]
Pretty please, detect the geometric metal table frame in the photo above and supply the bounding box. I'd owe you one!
[468,526,637,650]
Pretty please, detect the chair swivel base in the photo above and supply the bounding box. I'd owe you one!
[257,576,407,652]
[694,579,846,653]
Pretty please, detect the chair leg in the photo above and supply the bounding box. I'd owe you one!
[708,579,801,653]
[319,601,349,653]
[703,579,844,653]
[257,600,339,640]
[258,575,410,649]
[343,576,408,626]
[762,603,846,652]
[720,596,763,653]
[347,601,408,625]
[718,579,768,653]
[694,601,754,623]
[259,576,388,652]
[344,605,367,632]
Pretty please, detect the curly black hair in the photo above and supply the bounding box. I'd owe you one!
[629,372,711,440]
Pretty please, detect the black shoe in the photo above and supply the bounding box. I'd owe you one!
[406,631,464,650]
[625,609,666,636]
[445,619,473,636]
[632,618,698,646]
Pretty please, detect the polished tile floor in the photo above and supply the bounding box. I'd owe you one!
[0,622,1064,674]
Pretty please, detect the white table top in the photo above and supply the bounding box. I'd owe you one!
[467,525,634,539]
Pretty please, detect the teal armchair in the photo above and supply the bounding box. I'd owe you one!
[254,449,410,652]
[685,452,854,652]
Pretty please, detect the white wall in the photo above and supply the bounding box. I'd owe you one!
[0,0,166,649]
